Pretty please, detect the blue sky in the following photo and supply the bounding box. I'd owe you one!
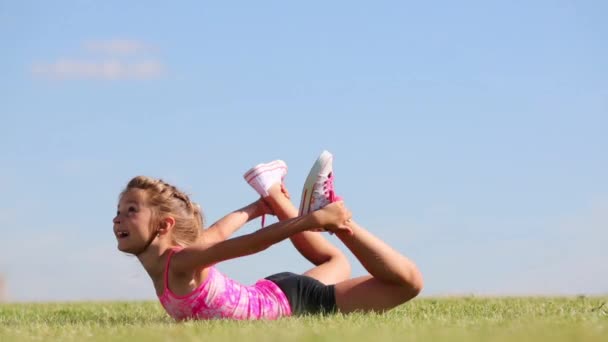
[0,0,606,302]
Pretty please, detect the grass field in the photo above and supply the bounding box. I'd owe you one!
[1,297,606,341]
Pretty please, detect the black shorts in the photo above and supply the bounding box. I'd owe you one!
[265,272,337,316]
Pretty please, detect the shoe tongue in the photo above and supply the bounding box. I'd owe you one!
[328,190,342,203]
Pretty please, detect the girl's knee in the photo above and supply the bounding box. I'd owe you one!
[410,271,424,295]
[393,267,423,301]
[400,270,424,300]
[392,283,422,306]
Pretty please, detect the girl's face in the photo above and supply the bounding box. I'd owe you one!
[113,189,155,254]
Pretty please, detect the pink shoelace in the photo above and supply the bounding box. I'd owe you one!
[324,172,342,203]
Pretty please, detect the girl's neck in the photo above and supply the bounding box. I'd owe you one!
[136,241,174,280]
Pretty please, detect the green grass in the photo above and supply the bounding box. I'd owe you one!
[1,297,606,341]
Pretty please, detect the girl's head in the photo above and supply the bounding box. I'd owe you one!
[113,176,204,254]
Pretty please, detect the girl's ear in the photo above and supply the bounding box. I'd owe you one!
[158,216,176,235]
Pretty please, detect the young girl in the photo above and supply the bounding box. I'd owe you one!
[113,151,423,320]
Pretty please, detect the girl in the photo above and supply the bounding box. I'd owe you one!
[113,151,423,320]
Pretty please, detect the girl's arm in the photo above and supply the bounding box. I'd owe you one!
[202,199,270,245]
[171,201,352,273]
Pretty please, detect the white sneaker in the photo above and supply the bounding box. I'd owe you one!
[299,150,341,216]
[243,160,288,197]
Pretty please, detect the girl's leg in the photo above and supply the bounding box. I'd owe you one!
[265,184,351,285]
[332,220,424,313]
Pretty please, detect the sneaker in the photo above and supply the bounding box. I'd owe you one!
[243,159,288,197]
[299,150,342,216]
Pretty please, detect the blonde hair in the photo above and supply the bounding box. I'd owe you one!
[121,176,204,247]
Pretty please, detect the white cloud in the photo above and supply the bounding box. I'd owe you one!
[29,38,165,81]
[31,59,164,80]
[83,39,155,55]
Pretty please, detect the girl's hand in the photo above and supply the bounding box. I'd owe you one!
[280,183,290,199]
[313,201,353,235]
[255,198,275,216]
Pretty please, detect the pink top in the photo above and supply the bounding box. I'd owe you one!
[158,248,292,320]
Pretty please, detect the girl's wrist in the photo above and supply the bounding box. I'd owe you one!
[238,202,259,221]
[249,201,266,219]
[309,210,324,228]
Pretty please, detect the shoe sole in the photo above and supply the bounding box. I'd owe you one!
[298,151,332,216]
[243,160,287,183]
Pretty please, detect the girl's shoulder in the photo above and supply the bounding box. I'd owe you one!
[163,246,213,297]
[169,244,220,276]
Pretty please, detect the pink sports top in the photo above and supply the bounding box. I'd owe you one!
[158,248,292,320]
